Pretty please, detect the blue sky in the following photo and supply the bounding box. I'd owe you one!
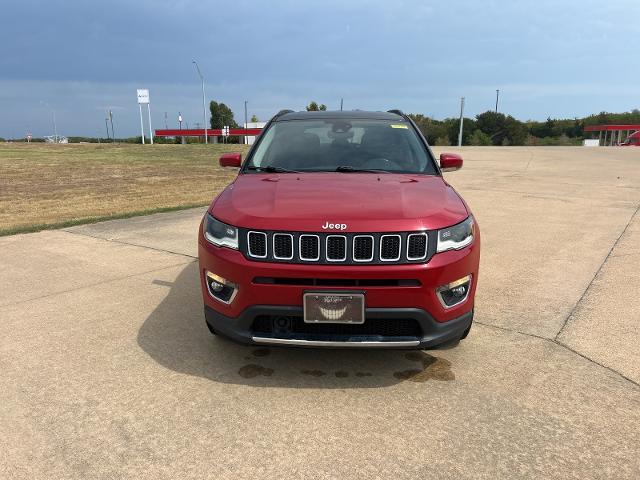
[0,0,638,138]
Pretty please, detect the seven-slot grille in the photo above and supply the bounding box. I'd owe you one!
[241,229,432,265]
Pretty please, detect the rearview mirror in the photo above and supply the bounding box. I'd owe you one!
[219,153,242,168]
[439,153,463,172]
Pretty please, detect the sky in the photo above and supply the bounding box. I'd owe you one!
[0,0,638,138]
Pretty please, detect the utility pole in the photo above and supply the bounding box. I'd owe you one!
[109,109,115,143]
[192,60,208,144]
[244,100,248,145]
[340,98,344,111]
[495,89,500,113]
[52,110,58,143]
[164,112,168,129]
[147,103,153,145]
[457,97,465,147]
[105,117,110,141]
[139,105,145,144]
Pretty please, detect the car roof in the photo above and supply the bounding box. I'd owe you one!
[275,110,405,122]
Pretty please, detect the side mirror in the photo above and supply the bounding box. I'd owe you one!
[439,153,463,172]
[219,153,242,168]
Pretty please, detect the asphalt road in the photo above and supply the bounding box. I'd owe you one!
[1,147,639,479]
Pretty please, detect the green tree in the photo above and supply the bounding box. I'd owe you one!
[306,101,327,111]
[468,130,492,146]
[209,101,238,129]
[250,114,259,122]
[434,135,451,146]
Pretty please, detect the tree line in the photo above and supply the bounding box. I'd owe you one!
[409,109,640,146]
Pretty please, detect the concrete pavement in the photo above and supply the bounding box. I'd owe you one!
[1,147,639,479]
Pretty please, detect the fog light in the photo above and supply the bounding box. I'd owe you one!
[205,271,238,304]
[436,275,472,308]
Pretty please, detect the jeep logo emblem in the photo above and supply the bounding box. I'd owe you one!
[322,222,347,230]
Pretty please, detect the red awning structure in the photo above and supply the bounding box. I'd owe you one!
[154,128,262,137]
[583,125,640,146]
[584,124,640,132]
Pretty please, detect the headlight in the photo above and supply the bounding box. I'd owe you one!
[203,214,238,249]
[437,216,474,253]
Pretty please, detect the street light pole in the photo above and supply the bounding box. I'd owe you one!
[457,97,465,147]
[52,110,58,143]
[244,100,248,145]
[109,109,115,143]
[192,60,208,144]
[495,89,500,113]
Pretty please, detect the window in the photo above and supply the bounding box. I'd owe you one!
[246,119,436,174]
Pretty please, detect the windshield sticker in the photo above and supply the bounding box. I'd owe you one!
[390,124,408,129]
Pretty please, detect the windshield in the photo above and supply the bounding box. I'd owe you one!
[245,118,437,174]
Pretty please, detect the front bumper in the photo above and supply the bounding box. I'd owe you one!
[205,304,473,349]
[198,222,480,349]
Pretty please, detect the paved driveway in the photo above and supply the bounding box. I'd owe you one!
[1,147,638,479]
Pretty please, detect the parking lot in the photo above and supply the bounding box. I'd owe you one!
[1,146,638,479]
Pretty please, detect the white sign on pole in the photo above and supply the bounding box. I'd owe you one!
[137,89,150,104]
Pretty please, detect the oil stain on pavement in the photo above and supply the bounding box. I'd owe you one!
[238,364,274,379]
[236,351,452,383]
[393,352,455,382]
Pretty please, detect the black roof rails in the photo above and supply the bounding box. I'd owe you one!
[387,109,405,117]
[273,109,294,119]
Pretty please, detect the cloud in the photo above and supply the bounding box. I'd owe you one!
[0,0,639,136]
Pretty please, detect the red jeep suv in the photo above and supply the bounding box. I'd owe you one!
[198,110,480,348]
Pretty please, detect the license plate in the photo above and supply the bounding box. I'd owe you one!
[303,292,365,324]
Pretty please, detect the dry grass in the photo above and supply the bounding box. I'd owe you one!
[0,143,249,235]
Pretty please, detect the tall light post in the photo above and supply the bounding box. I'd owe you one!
[192,60,208,144]
[244,100,248,145]
[109,109,115,143]
[495,89,500,113]
[457,97,465,147]
[52,109,58,143]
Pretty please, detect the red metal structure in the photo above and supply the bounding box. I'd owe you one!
[584,125,640,146]
[155,128,262,137]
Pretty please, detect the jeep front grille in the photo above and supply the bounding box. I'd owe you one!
[240,229,434,265]
[247,231,267,258]
[273,233,293,260]
[326,235,347,261]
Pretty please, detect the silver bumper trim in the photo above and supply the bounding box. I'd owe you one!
[251,337,420,348]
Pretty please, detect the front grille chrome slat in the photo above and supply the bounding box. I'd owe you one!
[353,235,374,262]
[299,234,320,261]
[407,232,428,260]
[326,235,347,262]
[242,230,432,264]
[273,233,294,260]
[247,231,268,258]
[380,234,402,261]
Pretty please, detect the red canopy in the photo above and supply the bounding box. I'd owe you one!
[584,125,640,132]
[154,128,262,137]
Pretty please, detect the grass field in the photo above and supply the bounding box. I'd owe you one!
[0,143,250,235]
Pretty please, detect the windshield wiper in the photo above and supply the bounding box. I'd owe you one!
[334,166,393,174]
[246,165,301,173]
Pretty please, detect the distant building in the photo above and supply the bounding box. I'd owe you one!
[243,121,267,145]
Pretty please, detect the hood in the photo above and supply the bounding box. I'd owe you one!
[211,173,468,232]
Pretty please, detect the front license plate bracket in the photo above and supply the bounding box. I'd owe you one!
[303,292,365,324]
